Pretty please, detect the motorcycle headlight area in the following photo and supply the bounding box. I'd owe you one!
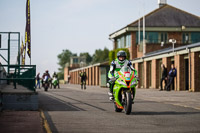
[131,80,137,86]
[117,80,127,86]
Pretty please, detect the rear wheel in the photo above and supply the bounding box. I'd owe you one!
[114,103,123,112]
[124,92,132,115]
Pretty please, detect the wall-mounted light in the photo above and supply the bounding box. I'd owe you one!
[169,39,176,53]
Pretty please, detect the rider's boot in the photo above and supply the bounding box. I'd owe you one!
[108,83,114,101]
[108,92,114,101]
[84,84,86,90]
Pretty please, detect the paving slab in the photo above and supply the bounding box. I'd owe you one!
[0,111,45,133]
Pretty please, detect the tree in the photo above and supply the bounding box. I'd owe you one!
[57,48,110,79]
[57,49,74,79]
[92,47,109,64]
[80,52,92,64]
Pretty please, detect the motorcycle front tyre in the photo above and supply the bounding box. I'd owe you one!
[44,85,48,91]
[124,92,132,115]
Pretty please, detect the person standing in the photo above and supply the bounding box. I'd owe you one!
[36,73,41,89]
[68,75,71,84]
[80,71,87,89]
[166,64,177,91]
[160,64,167,91]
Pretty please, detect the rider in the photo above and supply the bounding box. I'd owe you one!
[108,50,135,101]
[52,72,60,88]
[44,70,51,82]
[79,71,87,89]
[45,70,51,78]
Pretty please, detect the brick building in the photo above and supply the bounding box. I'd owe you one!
[132,43,200,92]
[67,62,109,87]
[109,4,200,91]
[66,3,200,91]
[64,56,86,82]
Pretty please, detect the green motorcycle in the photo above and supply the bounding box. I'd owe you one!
[52,77,59,89]
[109,66,138,115]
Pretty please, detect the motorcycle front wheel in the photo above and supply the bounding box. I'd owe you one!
[124,92,132,115]
[44,83,48,91]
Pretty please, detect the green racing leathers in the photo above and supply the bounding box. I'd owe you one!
[108,59,135,94]
[108,65,138,114]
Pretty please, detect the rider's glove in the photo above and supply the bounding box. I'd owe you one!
[110,76,116,82]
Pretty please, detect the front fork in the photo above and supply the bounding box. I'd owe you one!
[121,89,134,104]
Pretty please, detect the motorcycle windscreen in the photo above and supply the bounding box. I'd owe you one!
[120,66,131,80]
[124,72,130,80]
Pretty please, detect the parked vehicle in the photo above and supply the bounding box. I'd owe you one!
[108,66,138,115]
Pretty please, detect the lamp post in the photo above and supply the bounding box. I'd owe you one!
[169,39,176,53]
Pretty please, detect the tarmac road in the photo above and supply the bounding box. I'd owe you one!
[38,84,200,133]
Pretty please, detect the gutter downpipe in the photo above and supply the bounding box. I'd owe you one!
[143,15,146,56]
[138,17,140,45]
[189,48,191,91]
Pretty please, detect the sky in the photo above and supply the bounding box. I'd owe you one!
[0,0,199,75]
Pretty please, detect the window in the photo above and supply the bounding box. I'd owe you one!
[191,32,200,43]
[121,36,125,48]
[182,33,190,44]
[136,31,159,44]
[117,38,121,48]
[116,34,131,48]
[160,32,168,43]
[125,34,131,47]
[146,32,159,43]
[73,58,78,64]
[136,31,144,44]
[116,36,126,48]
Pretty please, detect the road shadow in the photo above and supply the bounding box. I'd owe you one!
[131,111,200,115]
[38,93,85,111]
[50,92,106,111]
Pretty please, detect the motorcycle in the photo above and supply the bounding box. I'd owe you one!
[108,66,138,115]
[43,75,50,91]
[52,77,59,89]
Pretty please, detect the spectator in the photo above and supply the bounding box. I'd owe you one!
[160,64,167,91]
[166,64,177,91]
[35,73,41,89]
[68,75,71,84]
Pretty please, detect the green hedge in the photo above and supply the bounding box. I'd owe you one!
[109,48,130,64]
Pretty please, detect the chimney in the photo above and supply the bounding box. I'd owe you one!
[158,0,167,8]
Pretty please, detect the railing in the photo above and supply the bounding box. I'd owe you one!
[0,65,36,91]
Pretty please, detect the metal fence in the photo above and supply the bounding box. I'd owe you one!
[0,32,36,91]
[0,65,36,91]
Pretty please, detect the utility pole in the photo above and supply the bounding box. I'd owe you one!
[138,12,140,45]
[142,0,146,56]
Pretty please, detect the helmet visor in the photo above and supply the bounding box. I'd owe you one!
[118,56,125,61]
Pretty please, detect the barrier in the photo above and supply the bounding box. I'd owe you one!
[0,65,36,91]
